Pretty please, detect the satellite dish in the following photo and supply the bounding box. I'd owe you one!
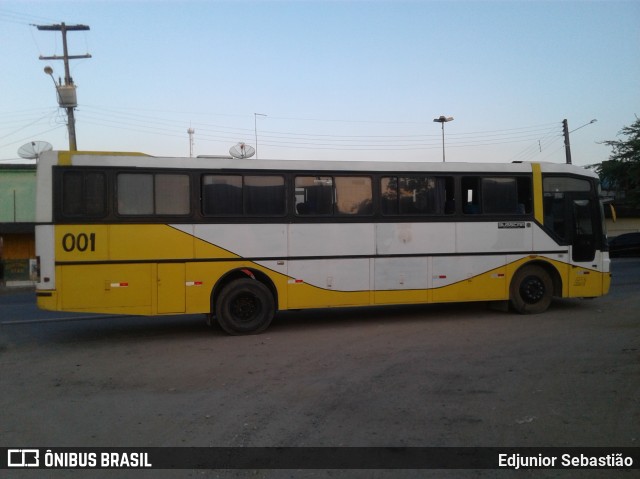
[229,142,256,159]
[18,141,53,159]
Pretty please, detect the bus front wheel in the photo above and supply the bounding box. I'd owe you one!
[215,278,275,335]
[509,265,553,314]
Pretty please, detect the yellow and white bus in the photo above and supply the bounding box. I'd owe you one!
[35,151,611,334]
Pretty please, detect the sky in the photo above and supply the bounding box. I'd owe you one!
[0,0,638,166]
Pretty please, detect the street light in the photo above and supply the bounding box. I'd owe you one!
[44,65,55,83]
[570,118,597,134]
[433,115,454,162]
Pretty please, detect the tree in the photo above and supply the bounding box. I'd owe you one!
[593,116,640,207]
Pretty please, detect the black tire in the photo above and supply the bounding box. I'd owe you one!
[214,278,275,335]
[509,265,553,314]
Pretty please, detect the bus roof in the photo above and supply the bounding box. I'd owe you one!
[39,150,598,178]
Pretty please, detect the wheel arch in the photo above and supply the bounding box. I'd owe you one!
[512,259,563,297]
[210,267,279,315]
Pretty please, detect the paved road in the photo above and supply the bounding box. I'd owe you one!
[1,259,639,478]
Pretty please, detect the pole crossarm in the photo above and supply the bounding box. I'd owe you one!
[39,54,92,60]
[36,24,90,31]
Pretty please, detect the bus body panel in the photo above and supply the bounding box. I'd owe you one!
[456,221,533,253]
[567,252,611,298]
[109,224,194,261]
[374,257,428,303]
[59,263,153,314]
[288,223,375,258]
[187,224,288,259]
[157,263,186,313]
[375,223,455,255]
[35,224,55,288]
[431,256,508,302]
[37,223,612,316]
[34,151,611,323]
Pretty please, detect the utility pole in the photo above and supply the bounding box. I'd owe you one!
[562,118,572,165]
[37,22,91,151]
[187,127,195,157]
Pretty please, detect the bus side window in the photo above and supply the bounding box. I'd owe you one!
[380,177,399,215]
[62,171,106,217]
[462,177,481,214]
[202,175,242,216]
[335,177,372,215]
[516,177,532,214]
[244,176,286,216]
[156,174,190,215]
[118,173,190,216]
[381,176,453,215]
[295,177,333,215]
[117,173,154,215]
[482,177,518,214]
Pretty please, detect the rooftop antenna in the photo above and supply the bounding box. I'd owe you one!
[17,141,53,160]
[187,127,195,157]
[229,142,256,159]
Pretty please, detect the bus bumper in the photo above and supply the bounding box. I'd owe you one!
[36,290,58,311]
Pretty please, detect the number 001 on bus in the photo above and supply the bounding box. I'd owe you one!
[34,151,611,334]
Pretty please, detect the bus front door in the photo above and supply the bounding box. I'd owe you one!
[570,197,597,263]
[568,196,604,297]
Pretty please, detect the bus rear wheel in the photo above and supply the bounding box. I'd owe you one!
[215,278,275,335]
[509,265,553,314]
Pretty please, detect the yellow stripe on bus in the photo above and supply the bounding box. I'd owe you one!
[532,163,544,224]
[58,150,149,165]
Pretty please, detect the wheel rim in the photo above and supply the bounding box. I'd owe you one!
[520,275,546,304]
[230,293,261,322]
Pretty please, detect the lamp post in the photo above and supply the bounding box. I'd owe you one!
[433,115,454,162]
[254,113,267,159]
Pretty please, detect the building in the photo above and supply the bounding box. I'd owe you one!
[0,164,37,286]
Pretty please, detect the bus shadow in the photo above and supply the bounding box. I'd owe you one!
[2,298,590,346]
[272,301,503,332]
[1,313,210,347]
[269,297,593,334]
[3,302,486,346]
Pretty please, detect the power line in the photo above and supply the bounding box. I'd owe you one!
[0,108,59,127]
[82,104,558,138]
[0,7,57,25]
[266,115,426,125]
[508,121,563,163]
[0,112,59,140]
[2,98,575,159]
[78,105,564,150]
[0,125,66,150]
